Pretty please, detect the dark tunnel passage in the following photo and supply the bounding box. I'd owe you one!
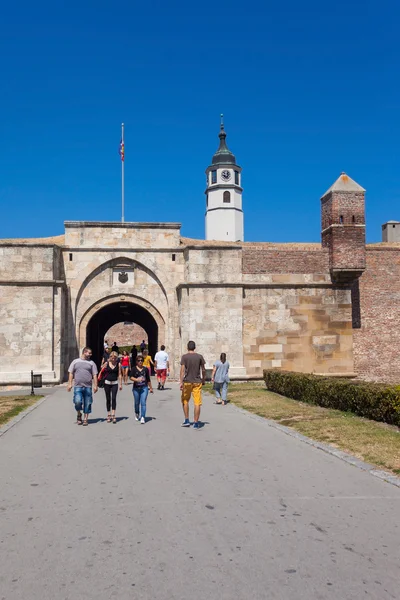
[86,301,158,367]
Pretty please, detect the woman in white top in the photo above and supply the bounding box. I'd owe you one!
[211,353,230,405]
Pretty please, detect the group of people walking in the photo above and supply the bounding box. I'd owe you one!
[67,341,230,429]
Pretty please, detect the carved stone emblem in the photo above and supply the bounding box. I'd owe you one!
[118,271,128,284]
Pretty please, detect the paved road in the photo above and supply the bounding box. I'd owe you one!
[0,382,399,600]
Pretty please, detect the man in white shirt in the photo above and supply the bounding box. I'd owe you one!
[154,345,169,390]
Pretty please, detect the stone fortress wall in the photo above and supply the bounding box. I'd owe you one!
[0,173,399,385]
[104,323,147,348]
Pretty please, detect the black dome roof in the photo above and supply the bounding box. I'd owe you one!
[211,122,236,165]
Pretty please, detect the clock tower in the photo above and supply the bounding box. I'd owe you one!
[205,116,244,241]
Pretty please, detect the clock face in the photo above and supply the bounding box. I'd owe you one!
[221,170,231,182]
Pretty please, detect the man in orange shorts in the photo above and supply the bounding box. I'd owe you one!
[180,340,206,430]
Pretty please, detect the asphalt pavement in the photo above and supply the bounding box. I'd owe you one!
[0,381,399,600]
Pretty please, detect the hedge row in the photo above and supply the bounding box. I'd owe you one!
[263,370,400,427]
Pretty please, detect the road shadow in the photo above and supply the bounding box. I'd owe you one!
[185,421,209,429]
[143,416,156,423]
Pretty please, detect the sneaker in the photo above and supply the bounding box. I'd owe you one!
[181,419,190,427]
[135,414,139,421]
[157,383,161,390]
[193,422,200,430]
[140,417,145,424]
[161,384,164,390]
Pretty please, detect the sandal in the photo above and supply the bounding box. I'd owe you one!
[107,414,111,423]
[82,420,88,426]
[112,416,117,424]
[77,412,83,424]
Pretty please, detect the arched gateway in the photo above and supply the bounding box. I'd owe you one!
[80,296,165,367]
[2,187,376,385]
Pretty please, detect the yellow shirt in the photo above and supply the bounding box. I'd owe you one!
[143,355,152,368]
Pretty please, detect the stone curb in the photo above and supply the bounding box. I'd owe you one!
[230,403,400,489]
[0,395,50,438]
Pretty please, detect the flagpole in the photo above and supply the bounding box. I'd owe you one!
[121,122,125,223]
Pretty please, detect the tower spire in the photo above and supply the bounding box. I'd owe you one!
[212,114,236,165]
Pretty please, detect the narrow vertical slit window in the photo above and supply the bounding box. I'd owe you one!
[235,170,239,185]
[69,253,73,261]
[223,191,231,203]
[172,254,176,262]
[211,170,217,184]
[339,215,344,224]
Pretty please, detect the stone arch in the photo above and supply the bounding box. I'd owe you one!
[74,255,168,321]
[79,294,166,366]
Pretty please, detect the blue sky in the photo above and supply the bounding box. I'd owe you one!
[0,0,398,243]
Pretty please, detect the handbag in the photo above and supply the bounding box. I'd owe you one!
[98,364,107,388]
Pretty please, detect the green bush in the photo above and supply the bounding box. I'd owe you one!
[263,370,400,427]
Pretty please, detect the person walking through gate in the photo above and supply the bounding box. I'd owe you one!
[211,353,230,405]
[100,351,122,423]
[180,340,206,429]
[142,349,154,375]
[120,350,130,384]
[140,339,147,353]
[130,345,138,366]
[101,346,110,368]
[67,347,98,426]
[130,355,153,423]
[154,345,169,390]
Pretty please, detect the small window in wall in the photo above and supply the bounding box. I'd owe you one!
[235,170,239,185]
[206,194,208,208]
[211,170,217,184]
[69,253,73,261]
[172,254,176,261]
[339,215,344,224]
[352,215,355,223]
[223,191,231,203]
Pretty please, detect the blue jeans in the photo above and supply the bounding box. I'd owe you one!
[214,381,228,402]
[132,386,149,419]
[73,386,93,414]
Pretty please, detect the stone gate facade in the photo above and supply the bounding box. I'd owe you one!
[1,173,400,385]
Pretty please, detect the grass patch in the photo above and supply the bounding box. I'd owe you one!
[0,395,43,426]
[204,383,400,475]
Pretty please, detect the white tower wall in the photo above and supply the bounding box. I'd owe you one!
[204,123,244,242]
[206,206,244,242]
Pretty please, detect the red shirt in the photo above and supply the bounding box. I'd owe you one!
[121,356,130,367]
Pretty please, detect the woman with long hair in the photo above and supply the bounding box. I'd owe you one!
[142,349,154,376]
[101,351,122,423]
[130,354,153,424]
[211,352,230,405]
[120,350,130,384]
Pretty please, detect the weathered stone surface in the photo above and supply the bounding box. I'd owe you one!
[0,217,398,384]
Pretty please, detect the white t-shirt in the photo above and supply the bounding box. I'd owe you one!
[154,351,169,370]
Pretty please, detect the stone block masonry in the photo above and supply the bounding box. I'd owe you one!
[0,173,399,386]
[243,285,354,377]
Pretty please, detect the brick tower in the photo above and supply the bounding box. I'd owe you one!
[321,172,366,283]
